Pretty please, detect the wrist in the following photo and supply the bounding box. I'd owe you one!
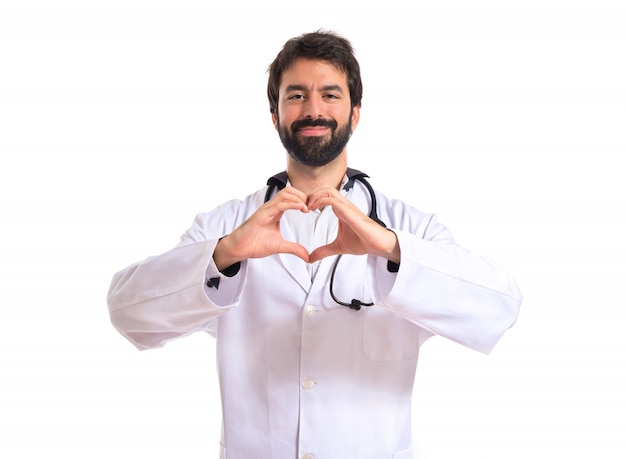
[213,235,241,272]
[380,229,400,265]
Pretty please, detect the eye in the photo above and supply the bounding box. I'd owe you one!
[288,94,305,100]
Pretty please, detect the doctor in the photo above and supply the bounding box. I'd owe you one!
[108,31,522,459]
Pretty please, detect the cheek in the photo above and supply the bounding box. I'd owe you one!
[274,108,295,132]
[333,106,354,123]
[276,107,296,128]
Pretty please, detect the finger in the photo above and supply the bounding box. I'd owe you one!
[272,199,308,214]
[275,186,309,204]
[307,189,338,211]
[261,195,308,217]
[309,243,340,264]
[280,242,311,263]
[270,187,309,213]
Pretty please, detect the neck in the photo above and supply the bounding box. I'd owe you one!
[286,154,347,195]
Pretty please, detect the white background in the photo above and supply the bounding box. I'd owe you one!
[1,0,624,457]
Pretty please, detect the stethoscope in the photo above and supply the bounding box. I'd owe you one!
[264,168,388,311]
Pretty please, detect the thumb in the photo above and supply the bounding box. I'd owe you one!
[280,242,311,263]
[308,243,339,264]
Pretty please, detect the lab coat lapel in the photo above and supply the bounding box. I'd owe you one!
[309,255,336,297]
[277,252,336,299]
[278,222,311,293]
[277,252,311,293]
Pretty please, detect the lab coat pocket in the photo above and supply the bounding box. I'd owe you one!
[362,307,421,361]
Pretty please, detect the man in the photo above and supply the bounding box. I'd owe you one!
[108,31,522,458]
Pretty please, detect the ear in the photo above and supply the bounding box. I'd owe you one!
[350,105,361,131]
[271,111,279,130]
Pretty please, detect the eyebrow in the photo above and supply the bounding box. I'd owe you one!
[284,84,345,93]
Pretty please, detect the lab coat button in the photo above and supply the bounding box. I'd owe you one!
[304,304,317,317]
[301,455,313,459]
[301,378,315,390]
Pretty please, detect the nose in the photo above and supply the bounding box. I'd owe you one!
[302,96,323,119]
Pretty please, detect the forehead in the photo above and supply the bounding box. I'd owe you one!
[279,58,349,90]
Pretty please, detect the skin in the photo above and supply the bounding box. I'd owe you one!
[213,58,400,270]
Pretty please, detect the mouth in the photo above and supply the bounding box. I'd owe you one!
[291,118,337,137]
[297,126,331,136]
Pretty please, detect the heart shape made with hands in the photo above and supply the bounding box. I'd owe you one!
[232,184,397,267]
[277,208,341,264]
[278,202,377,265]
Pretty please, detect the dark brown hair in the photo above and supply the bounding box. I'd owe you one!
[267,30,363,114]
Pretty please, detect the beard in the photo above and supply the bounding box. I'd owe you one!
[277,114,352,167]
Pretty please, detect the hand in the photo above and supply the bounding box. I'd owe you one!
[306,185,400,264]
[213,187,311,270]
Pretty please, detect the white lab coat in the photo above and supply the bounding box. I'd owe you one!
[107,176,522,459]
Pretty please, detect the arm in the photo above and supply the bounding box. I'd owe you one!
[370,213,522,354]
[307,186,521,354]
[107,238,247,350]
[106,196,251,350]
[107,188,312,350]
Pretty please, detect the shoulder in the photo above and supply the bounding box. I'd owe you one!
[374,190,450,240]
[179,188,266,244]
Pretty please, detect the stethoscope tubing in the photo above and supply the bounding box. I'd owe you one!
[264,169,387,310]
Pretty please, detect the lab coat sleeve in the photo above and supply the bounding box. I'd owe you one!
[107,197,257,350]
[370,215,522,354]
[107,239,246,350]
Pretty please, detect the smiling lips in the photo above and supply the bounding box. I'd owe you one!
[297,126,330,136]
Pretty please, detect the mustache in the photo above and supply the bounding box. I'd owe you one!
[291,118,338,132]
